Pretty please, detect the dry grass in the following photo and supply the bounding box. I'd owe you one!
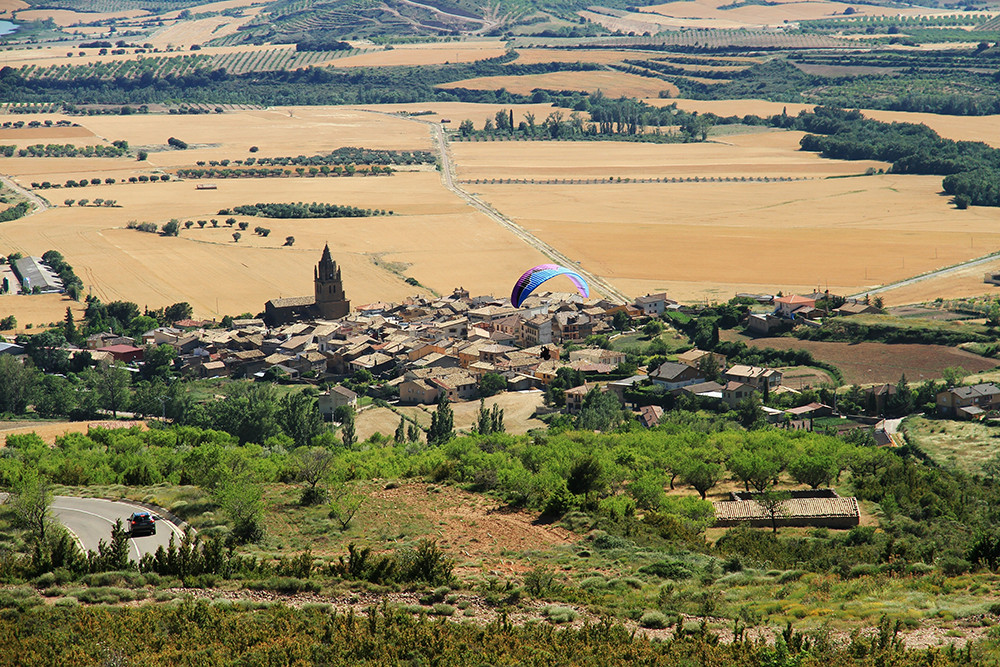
[439,71,678,99]
[0,294,86,333]
[355,392,546,441]
[15,8,147,25]
[330,41,507,68]
[0,107,551,320]
[451,129,887,180]
[0,126,96,142]
[0,420,145,445]
[144,14,256,48]
[0,171,550,318]
[7,101,1000,324]
[77,107,432,161]
[638,0,965,29]
[0,0,25,19]
[470,170,1000,304]
[903,415,1000,475]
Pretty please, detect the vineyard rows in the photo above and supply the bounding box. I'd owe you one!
[18,49,369,81]
[590,32,853,49]
[240,0,381,35]
[21,0,206,12]
[207,48,364,74]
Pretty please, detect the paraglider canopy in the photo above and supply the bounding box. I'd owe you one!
[511,264,589,308]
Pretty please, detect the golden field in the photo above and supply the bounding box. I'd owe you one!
[469,172,1000,305]
[667,99,1000,150]
[0,171,550,321]
[449,130,888,180]
[637,0,970,29]
[330,40,507,68]
[438,70,678,99]
[0,107,551,324]
[4,102,1000,327]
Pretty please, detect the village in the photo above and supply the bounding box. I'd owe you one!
[2,246,993,431]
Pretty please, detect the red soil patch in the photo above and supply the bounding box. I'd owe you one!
[741,337,998,384]
[371,483,576,576]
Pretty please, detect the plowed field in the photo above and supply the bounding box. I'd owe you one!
[739,337,998,384]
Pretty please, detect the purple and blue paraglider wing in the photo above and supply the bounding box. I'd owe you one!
[511,264,589,307]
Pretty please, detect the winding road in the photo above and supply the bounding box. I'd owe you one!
[0,174,49,215]
[1,494,185,562]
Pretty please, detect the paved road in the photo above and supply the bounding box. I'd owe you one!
[847,250,1000,300]
[0,174,49,215]
[1,494,185,562]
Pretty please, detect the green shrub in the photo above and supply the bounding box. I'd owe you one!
[432,603,455,616]
[543,605,578,624]
[639,610,671,629]
[639,561,692,580]
[592,532,633,550]
[78,571,146,588]
[777,570,805,584]
[245,577,320,594]
[0,587,43,612]
[940,557,972,577]
[73,587,146,605]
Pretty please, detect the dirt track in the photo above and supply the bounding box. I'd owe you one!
[421,117,629,304]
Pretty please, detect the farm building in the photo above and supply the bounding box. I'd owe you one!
[14,256,63,293]
[713,490,860,529]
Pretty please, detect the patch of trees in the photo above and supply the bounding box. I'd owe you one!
[793,317,992,346]
[126,220,162,234]
[40,250,83,300]
[250,146,434,166]
[7,142,127,158]
[167,137,188,150]
[455,97,715,144]
[764,106,1000,208]
[293,36,352,52]
[223,202,390,218]
[176,164,393,179]
[0,201,31,222]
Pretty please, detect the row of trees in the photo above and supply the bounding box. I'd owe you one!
[456,97,714,143]
[176,164,392,179]
[225,202,391,218]
[0,140,128,158]
[55,174,169,188]
[243,147,434,167]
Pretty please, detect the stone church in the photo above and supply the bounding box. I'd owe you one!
[264,244,350,325]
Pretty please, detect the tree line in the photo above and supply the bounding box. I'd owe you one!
[455,96,714,143]
[2,141,128,158]
[739,105,1000,208]
[223,202,391,218]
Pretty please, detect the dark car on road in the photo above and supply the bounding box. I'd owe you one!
[127,512,156,537]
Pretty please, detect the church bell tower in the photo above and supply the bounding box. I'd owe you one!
[314,243,350,319]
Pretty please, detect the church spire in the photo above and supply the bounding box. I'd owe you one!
[321,242,333,263]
